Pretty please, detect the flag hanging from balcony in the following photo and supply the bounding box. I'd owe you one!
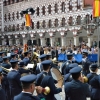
[25,14,32,27]
[93,0,100,17]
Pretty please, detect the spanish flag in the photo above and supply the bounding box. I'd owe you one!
[25,14,32,27]
[93,0,100,17]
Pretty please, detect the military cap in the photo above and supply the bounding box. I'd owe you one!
[0,52,3,55]
[19,61,25,67]
[20,74,37,83]
[41,60,52,66]
[67,53,73,56]
[3,56,9,60]
[11,53,16,57]
[70,67,82,74]
[82,50,88,55]
[10,59,19,64]
[90,64,98,70]
[39,54,46,59]
[69,63,78,69]
[24,51,29,55]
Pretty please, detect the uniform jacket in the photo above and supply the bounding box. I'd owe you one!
[14,92,40,100]
[1,62,11,69]
[7,70,22,100]
[65,80,91,100]
[89,75,100,99]
[36,72,62,100]
[0,85,6,100]
[82,57,91,76]
[22,57,31,66]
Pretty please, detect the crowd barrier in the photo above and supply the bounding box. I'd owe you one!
[58,53,98,62]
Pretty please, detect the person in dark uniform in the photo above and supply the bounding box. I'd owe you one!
[36,54,46,74]
[1,56,11,69]
[18,61,31,76]
[65,67,91,100]
[22,51,31,66]
[62,53,75,75]
[87,64,98,84]
[7,60,22,100]
[14,74,45,100]
[88,64,100,100]
[64,63,78,83]
[10,53,17,61]
[0,68,6,100]
[0,52,4,63]
[36,60,62,100]
[1,57,11,100]
[82,50,91,76]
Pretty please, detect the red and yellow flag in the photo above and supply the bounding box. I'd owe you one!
[93,0,100,17]
[25,14,32,27]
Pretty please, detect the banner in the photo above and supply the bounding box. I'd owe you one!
[93,0,100,17]
[25,14,32,27]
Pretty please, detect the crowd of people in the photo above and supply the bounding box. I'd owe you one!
[0,42,99,100]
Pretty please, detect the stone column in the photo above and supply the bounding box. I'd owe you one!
[73,36,79,46]
[40,38,45,46]
[9,39,13,45]
[61,37,66,46]
[23,38,27,45]
[88,35,93,47]
[16,39,19,45]
[50,37,55,47]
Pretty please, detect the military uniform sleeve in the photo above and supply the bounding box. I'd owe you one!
[48,76,62,94]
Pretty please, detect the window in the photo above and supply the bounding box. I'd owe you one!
[55,4,58,13]
[77,0,80,9]
[8,13,11,20]
[48,20,52,28]
[61,18,65,27]
[85,15,90,24]
[48,5,51,14]
[4,14,7,21]
[42,20,46,28]
[61,2,65,12]
[17,24,19,30]
[76,16,81,25]
[55,19,58,27]
[12,12,15,20]
[68,17,73,26]
[37,7,39,16]
[37,21,40,29]
[16,11,19,19]
[69,0,72,11]
[32,22,34,29]
[42,6,45,15]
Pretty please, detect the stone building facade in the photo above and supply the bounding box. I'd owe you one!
[0,0,97,47]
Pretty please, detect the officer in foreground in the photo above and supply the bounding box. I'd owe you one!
[89,64,100,100]
[36,60,62,100]
[64,67,91,100]
[14,74,44,100]
[0,68,6,100]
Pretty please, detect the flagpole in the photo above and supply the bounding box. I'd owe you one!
[97,17,100,66]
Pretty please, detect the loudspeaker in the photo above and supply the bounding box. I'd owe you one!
[27,40,32,46]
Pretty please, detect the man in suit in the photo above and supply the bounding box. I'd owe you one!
[0,68,6,100]
[7,60,22,100]
[82,50,91,76]
[14,74,44,100]
[36,60,62,100]
[65,67,91,100]
[22,51,31,66]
